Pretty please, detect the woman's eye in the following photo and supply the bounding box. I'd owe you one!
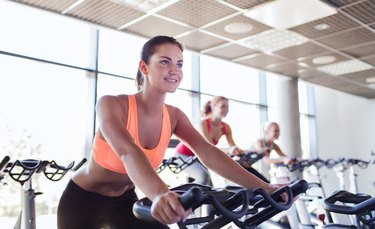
[161,60,169,65]
[176,63,183,69]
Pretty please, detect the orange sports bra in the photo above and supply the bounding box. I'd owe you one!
[92,95,171,174]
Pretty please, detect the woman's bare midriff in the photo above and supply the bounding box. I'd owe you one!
[72,157,134,197]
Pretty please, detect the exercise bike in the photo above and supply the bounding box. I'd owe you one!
[318,189,375,228]
[0,155,86,229]
[133,179,309,229]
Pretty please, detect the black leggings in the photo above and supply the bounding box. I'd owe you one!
[57,180,169,229]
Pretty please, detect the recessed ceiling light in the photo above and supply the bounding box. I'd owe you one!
[366,77,375,83]
[312,55,336,65]
[241,29,309,53]
[224,22,253,34]
[317,59,373,76]
[298,62,309,67]
[112,0,172,11]
[314,23,330,31]
[243,0,337,29]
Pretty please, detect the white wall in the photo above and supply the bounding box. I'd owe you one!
[313,85,375,196]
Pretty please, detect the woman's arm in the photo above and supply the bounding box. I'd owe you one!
[174,110,271,191]
[253,139,290,165]
[223,124,243,155]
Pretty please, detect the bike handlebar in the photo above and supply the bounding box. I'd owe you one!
[236,151,265,168]
[323,190,375,225]
[157,156,198,174]
[1,157,87,183]
[132,186,204,223]
[133,179,309,228]
[0,156,10,171]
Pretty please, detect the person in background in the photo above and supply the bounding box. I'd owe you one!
[174,96,243,186]
[251,121,292,166]
[57,36,285,229]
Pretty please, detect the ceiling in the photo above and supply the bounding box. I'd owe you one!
[12,0,375,98]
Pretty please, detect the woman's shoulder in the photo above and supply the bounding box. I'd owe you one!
[165,103,181,114]
[98,94,129,102]
[96,94,130,112]
[164,104,187,121]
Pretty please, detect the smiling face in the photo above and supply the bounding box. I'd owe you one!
[211,99,229,119]
[141,43,183,93]
[265,123,280,141]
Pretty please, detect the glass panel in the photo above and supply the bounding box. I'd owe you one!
[0,1,93,68]
[97,73,138,98]
[98,28,146,77]
[265,72,280,110]
[179,50,192,90]
[300,115,311,158]
[0,54,89,225]
[298,81,308,115]
[200,55,259,103]
[166,90,193,120]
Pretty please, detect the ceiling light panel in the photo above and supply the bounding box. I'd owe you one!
[157,0,237,27]
[68,0,145,28]
[177,31,227,51]
[244,0,337,29]
[317,59,373,76]
[222,0,270,10]
[242,29,309,53]
[203,15,270,40]
[112,0,173,11]
[312,55,336,65]
[299,52,349,67]
[122,15,191,37]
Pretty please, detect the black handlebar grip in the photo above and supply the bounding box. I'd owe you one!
[290,179,309,195]
[133,187,204,223]
[73,158,87,171]
[178,187,204,210]
[0,156,10,171]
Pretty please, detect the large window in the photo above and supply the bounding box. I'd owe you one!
[200,55,259,103]
[0,1,93,69]
[298,81,317,158]
[0,54,90,227]
[98,28,146,77]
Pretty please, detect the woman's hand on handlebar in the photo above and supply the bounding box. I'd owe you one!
[151,191,192,225]
[265,183,292,203]
[229,146,243,156]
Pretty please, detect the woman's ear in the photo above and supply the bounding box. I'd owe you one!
[139,60,148,77]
